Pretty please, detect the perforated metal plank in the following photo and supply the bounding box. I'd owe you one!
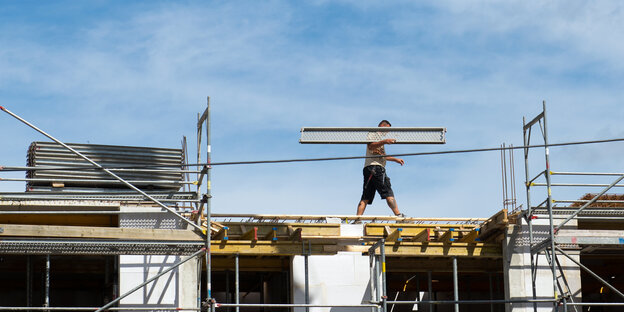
[299,127,446,144]
[0,238,203,255]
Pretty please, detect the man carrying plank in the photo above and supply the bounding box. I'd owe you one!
[357,120,405,217]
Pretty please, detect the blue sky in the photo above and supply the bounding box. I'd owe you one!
[1,1,624,218]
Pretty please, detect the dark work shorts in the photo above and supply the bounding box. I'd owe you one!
[360,165,394,205]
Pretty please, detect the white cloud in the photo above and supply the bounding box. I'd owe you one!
[1,2,624,216]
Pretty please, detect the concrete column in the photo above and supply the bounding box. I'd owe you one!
[118,205,199,311]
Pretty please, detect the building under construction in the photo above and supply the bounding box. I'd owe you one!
[1,102,623,312]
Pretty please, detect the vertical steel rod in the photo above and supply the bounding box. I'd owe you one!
[452,257,459,312]
[380,239,387,312]
[0,106,204,233]
[225,271,230,312]
[26,256,32,309]
[45,255,50,310]
[235,254,240,312]
[523,115,539,312]
[489,273,494,312]
[304,252,310,312]
[375,255,381,304]
[369,253,376,312]
[205,97,213,307]
[428,271,433,312]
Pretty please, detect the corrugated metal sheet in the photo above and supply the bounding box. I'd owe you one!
[27,142,184,191]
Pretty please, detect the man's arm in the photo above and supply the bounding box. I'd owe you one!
[367,138,396,150]
[385,156,405,165]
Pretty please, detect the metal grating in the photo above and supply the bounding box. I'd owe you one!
[299,127,446,144]
[26,142,184,191]
[0,239,203,255]
[0,191,199,202]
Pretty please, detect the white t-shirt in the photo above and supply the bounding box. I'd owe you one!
[364,132,386,167]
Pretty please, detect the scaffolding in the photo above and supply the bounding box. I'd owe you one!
[523,101,624,311]
[1,101,624,311]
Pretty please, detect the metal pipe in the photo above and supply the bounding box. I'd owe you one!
[94,248,205,312]
[452,257,459,312]
[380,239,387,312]
[0,196,201,203]
[532,182,624,187]
[524,113,539,312]
[45,255,50,310]
[0,308,202,311]
[375,255,381,304]
[488,273,494,312]
[541,101,559,304]
[26,256,32,309]
[550,199,624,204]
[527,170,545,186]
[369,252,376,311]
[204,97,213,305]
[501,143,507,208]
[428,271,433,312]
[552,171,624,176]
[235,254,240,312]
[216,303,380,308]
[556,174,624,231]
[0,106,204,233]
[555,247,624,300]
[0,211,177,215]
[385,298,556,305]
[566,302,624,306]
[304,241,310,312]
[0,178,193,184]
[0,166,198,173]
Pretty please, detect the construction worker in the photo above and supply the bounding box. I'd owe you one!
[356,120,405,217]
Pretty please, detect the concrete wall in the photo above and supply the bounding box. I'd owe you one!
[292,223,374,312]
[503,215,581,312]
[118,206,199,311]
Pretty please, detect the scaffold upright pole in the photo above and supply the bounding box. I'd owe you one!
[45,255,50,311]
[205,97,212,306]
[452,257,459,312]
[381,239,387,312]
[541,101,559,304]
[235,253,240,312]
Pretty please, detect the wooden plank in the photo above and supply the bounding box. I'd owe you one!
[221,222,340,237]
[288,226,303,241]
[459,229,481,243]
[438,229,456,242]
[264,227,278,241]
[411,228,431,242]
[241,227,258,241]
[365,224,477,236]
[477,209,508,242]
[369,242,502,258]
[384,226,403,242]
[0,224,204,241]
[213,227,229,240]
[211,241,337,256]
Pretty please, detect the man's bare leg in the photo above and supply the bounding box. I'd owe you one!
[385,196,401,216]
[357,199,369,215]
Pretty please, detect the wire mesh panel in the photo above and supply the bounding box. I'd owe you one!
[299,127,446,144]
